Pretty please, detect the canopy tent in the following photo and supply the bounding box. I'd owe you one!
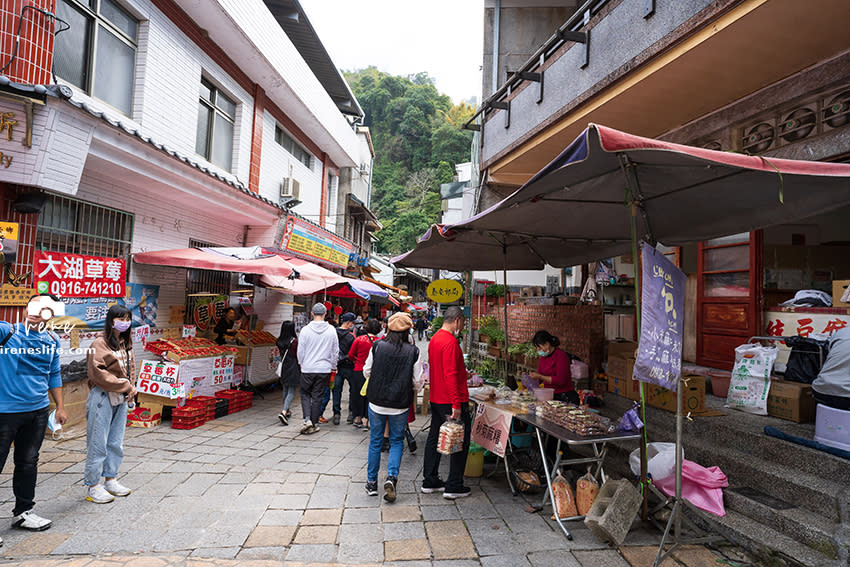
[392,124,850,270]
[133,246,296,276]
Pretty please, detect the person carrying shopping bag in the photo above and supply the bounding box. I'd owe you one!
[85,305,137,503]
[276,321,300,425]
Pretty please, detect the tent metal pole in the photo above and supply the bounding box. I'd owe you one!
[503,244,510,383]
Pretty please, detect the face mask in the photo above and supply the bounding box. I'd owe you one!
[47,410,62,440]
[537,349,552,357]
[113,320,132,332]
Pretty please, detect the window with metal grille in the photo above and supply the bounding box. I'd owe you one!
[36,194,134,259]
[185,239,233,324]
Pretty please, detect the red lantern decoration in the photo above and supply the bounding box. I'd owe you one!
[323,301,332,311]
[333,305,343,316]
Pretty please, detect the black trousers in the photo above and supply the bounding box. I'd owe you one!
[0,407,49,516]
[300,373,329,425]
[424,402,472,492]
[814,391,850,411]
[350,370,367,419]
[332,366,354,415]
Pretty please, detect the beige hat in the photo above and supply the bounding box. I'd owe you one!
[387,312,413,332]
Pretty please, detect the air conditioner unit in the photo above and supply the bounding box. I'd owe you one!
[280,178,301,201]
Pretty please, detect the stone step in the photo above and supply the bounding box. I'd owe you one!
[686,505,835,567]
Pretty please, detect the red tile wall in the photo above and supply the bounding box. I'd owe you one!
[248,85,265,194]
[0,1,55,85]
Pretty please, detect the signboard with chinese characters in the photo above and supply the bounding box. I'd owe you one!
[764,310,849,338]
[633,242,686,391]
[55,283,159,330]
[471,403,511,457]
[192,294,228,332]
[426,279,463,304]
[137,360,183,399]
[33,251,126,298]
[280,215,355,269]
[210,354,235,390]
[0,221,19,264]
[0,283,30,306]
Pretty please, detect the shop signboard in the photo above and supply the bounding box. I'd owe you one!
[280,215,355,269]
[0,221,19,264]
[764,310,848,338]
[211,354,235,389]
[34,250,126,298]
[426,279,463,304]
[55,283,159,330]
[192,294,228,332]
[471,403,512,457]
[137,360,183,399]
[633,242,686,391]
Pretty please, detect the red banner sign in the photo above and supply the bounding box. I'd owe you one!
[34,251,126,298]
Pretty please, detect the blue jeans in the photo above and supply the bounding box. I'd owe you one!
[367,407,407,483]
[0,406,48,516]
[85,386,127,486]
[332,366,354,415]
[281,384,297,413]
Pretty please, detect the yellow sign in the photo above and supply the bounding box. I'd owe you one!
[0,283,31,306]
[0,222,18,240]
[426,279,463,304]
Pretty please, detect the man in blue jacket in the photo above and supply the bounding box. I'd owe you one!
[0,293,67,541]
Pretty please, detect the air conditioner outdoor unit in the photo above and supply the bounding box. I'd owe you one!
[280,178,301,201]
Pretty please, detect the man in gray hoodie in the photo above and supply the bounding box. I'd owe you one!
[296,304,339,434]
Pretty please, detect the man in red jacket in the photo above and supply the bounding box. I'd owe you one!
[422,306,471,499]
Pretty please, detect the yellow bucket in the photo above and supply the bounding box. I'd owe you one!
[464,449,484,477]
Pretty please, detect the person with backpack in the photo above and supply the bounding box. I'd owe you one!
[332,313,357,425]
[0,293,67,537]
[276,321,300,425]
[296,304,339,434]
[347,318,382,428]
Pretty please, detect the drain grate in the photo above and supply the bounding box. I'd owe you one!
[729,486,795,510]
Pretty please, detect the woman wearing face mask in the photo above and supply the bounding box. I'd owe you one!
[84,305,137,504]
[528,330,579,404]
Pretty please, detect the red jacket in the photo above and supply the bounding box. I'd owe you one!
[428,329,468,408]
[537,348,573,394]
[348,334,378,372]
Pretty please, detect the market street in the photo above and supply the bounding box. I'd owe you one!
[0,339,751,567]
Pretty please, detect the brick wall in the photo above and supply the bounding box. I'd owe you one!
[0,1,54,85]
[491,303,605,372]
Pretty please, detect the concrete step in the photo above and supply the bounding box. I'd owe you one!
[686,505,836,567]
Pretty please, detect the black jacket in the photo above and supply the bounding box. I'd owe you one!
[337,327,356,368]
[276,337,301,386]
[366,340,418,409]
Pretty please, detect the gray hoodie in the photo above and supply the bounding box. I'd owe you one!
[296,320,339,374]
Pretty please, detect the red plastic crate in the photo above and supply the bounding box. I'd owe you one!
[172,416,206,430]
[172,405,205,419]
[189,396,217,421]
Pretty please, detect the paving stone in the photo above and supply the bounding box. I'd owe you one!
[277,482,315,494]
[421,505,461,521]
[337,541,384,564]
[219,472,256,484]
[573,549,630,566]
[384,538,431,561]
[244,525,296,547]
[342,507,381,524]
[189,547,241,559]
[433,561,482,567]
[425,519,469,539]
[481,555,531,567]
[293,524,339,544]
[195,525,252,548]
[383,521,426,541]
[240,482,280,496]
[3,532,70,556]
[258,509,302,526]
[431,535,478,560]
[287,472,319,483]
[212,507,265,527]
[470,532,524,556]
[528,550,583,567]
[284,543,337,563]
[268,493,309,509]
[307,489,347,508]
[235,546,288,560]
[382,504,421,523]
[301,507,343,525]
[49,532,109,555]
[338,522,384,544]
[671,545,727,567]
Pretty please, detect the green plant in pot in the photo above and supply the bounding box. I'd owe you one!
[485,284,506,298]
[475,315,497,343]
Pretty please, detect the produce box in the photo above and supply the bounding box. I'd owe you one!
[607,340,638,359]
[833,279,850,308]
[607,355,639,400]
[767,379,816,423]
[645,374,706,413]
[127,402,163,428]
[235,330,278,346]
[233,345,250,366]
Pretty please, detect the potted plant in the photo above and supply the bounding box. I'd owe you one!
[475,315,498,343]
[507,342,527,363]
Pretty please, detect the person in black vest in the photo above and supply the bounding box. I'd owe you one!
[362,312,418,502]
[333,313,357,424]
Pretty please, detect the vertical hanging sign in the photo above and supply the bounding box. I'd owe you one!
[633,242,686,391]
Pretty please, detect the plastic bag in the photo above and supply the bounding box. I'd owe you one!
[726,343,778,415]
[629,442,680,480]
[552,472,578,519]
[437,420,465,455]
[414,362,429,392]
[783,336,828,384]
[576,471,599,516]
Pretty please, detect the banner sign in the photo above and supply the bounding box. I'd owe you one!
[0,221,19,264]
[211,354,235,389]
[280,215,355,269]
[34,250,126,298]
[56,283,159,330]
[182,325,196,338]
[634,242,686,391]
[133,324,150,345]
[426,279,463,304]
[192,294,228,332]
[471,403,512,457]
[137,360,183,399]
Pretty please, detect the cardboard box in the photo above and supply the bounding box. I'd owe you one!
[520,286,545,297]
[233,345,250,366]
[607,356,639,400]
[767,379,816,423]
[833,279,850,308]
[607,341,638,360]
[139,391,177,408]
[646,374,706,414]
[127,402,163,428]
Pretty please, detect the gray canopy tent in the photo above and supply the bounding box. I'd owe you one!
[392,123,850,563]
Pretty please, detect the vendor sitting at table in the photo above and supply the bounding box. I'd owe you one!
[214,307,239,345]
[528,330,579,404]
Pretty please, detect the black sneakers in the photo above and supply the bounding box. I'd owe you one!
[420,479,446,494]
[364,481,378,496]
[383,476,398,502]
[332,413,341,425]
[443,485,472,500]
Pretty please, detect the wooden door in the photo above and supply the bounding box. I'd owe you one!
[696,232,763,370]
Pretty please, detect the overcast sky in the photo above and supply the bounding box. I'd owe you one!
[301,0,485,105]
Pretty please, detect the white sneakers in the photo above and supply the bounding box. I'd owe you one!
[12,510,52,531]
[86,479,132,503]
[86,484,114,504]
[104,479,132,497]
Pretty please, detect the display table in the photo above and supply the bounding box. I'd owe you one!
[514,413,641,540]
[469,395,535,495]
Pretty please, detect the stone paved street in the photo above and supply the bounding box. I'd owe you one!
[0,344,751,566]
